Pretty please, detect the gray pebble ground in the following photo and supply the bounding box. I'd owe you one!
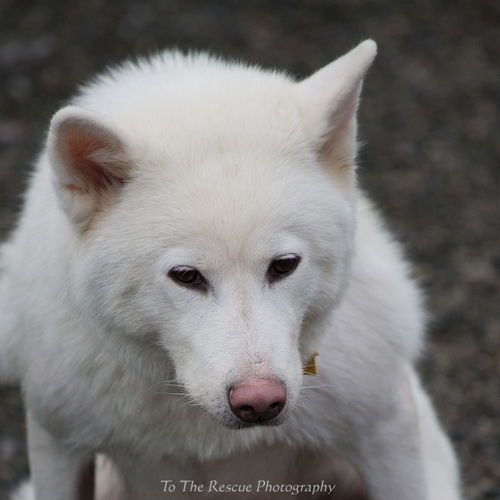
[0,1,499,498]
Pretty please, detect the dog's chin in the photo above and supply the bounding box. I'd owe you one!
[213,408,291,430]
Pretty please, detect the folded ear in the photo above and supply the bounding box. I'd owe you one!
[48,106,133,228]
[295,40,377,175]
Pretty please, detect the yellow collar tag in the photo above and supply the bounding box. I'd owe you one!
[303,351,319,376]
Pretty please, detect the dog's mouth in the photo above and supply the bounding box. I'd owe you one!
[189,396,291,430]
[216,407,290,430]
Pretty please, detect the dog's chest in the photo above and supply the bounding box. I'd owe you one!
[109,444,340,500]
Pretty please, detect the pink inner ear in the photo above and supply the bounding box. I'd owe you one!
[64,126,127,194]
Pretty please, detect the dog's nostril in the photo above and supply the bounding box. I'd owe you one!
[228,378,287,423]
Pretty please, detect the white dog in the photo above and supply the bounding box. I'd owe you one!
[1,40,462,500]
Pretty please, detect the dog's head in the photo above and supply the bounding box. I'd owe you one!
[47,41,376,428]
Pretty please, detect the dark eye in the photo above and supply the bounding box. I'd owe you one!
[267,254,301,283]
[168,266,207,291]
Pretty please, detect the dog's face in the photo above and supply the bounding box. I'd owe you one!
[48,41,376,428]
[129,148,353,428]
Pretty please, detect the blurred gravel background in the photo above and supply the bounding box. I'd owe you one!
[0,1,498,498]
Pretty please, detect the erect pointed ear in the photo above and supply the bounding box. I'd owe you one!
[48,106,133,228]
[295,40,377,175]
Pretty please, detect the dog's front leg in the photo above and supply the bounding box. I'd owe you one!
[354,413,426,500]
[404,364,462,500]
[346,369,429,500]
[349,364,461,500]
[27,411,95,500]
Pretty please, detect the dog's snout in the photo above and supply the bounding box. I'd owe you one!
[228,378,286,423]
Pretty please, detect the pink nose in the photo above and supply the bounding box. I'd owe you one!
[228,378,287,423]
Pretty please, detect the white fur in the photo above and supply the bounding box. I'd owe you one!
[0,41,462,500]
